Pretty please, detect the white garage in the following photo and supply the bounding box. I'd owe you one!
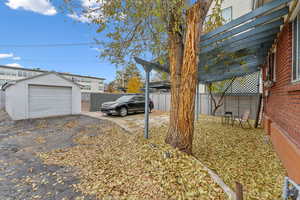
[3,72,81,120]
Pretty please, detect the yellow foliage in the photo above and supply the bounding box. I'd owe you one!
[126,76,142,93]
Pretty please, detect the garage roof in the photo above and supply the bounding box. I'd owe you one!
[1,72,82,90]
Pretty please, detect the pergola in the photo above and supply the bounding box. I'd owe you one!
[135,0,293,138]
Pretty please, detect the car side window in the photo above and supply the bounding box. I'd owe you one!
[133,96,144,101]
[132,97,139,101]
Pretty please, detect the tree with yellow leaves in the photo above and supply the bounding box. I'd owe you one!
[127,76,142,93]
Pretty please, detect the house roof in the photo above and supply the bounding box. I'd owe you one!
[1,72,83,90]
[0,65,105,81]
[135,0,294,83]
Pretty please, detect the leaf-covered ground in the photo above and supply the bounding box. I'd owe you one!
[39,125,227,200]
[195,116,286,200]
[38,123,227,200]
[37,114,286,200]
[148,115,286,200]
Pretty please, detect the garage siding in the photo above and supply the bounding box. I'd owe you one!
[0,91,5,109]
[29,85,72,119]
[4,73,81,120]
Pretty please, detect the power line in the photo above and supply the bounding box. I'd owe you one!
[0,42,99,48]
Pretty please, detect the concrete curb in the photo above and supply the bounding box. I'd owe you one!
[199,162,236,200]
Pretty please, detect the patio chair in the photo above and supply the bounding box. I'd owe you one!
[221,111,233,125]
[234,110,251,129]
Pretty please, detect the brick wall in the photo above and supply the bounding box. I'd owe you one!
[263,22,300,146]
[262,22,300,183]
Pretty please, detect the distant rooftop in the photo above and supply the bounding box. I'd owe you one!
[0,65,105,80]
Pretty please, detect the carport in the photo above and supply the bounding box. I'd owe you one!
[135,0,291,137]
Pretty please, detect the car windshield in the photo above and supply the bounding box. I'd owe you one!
[115,96,133,103]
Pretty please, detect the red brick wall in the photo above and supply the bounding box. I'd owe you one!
[263,22,300,146]
[262,22,300,183]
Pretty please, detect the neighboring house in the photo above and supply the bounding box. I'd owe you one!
[207,0,253,20]
[0,65,105,93]
[2,72,81,120]
[259,0,300,184]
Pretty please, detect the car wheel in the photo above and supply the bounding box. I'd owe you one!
[107,113,112,116]
[120,107,128,117]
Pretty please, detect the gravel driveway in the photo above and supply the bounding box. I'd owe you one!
[0,110,112,200]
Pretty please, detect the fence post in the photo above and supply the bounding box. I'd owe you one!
[254,94,263,128]
[238,96,240,117]
[164,93,167,112]
[199,94,202,115]
[196,83,199,121]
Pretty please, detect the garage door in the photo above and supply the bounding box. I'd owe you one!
[29,85,72,119]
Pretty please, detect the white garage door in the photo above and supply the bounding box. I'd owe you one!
[29,85,72,118]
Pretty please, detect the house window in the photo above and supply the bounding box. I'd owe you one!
[222,7,232,23]
[83,85,91,90]
[273,51,276,82]
[292,13,300,81]
[268,52,276,82]
[204,6,232,27]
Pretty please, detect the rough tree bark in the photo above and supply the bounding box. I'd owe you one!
[165,0,213,155]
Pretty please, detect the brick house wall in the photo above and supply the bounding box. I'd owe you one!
[262,22,300,183]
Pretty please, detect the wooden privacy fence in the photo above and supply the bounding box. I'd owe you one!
[150,92,261,120]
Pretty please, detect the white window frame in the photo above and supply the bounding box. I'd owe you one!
[204,6,233,26]
[273,48,277,82]
[292,13,300,82]
[222,7,233,24]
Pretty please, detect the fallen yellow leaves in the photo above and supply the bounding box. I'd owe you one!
[63,120,79,129]
[38,124,227,200]
[34,136,46,144]
[145,115,286,200]
[194,116,286,200]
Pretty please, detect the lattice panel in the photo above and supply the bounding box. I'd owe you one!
[210,72,260,95]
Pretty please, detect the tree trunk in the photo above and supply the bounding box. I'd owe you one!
[208,78,236,116]
[212,104,223,116]
[165,0,212,155]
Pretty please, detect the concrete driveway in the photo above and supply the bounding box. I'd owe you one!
[83,110,169,133]
[0,110,114,200]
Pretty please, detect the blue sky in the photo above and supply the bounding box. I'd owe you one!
[0,0,138,83]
